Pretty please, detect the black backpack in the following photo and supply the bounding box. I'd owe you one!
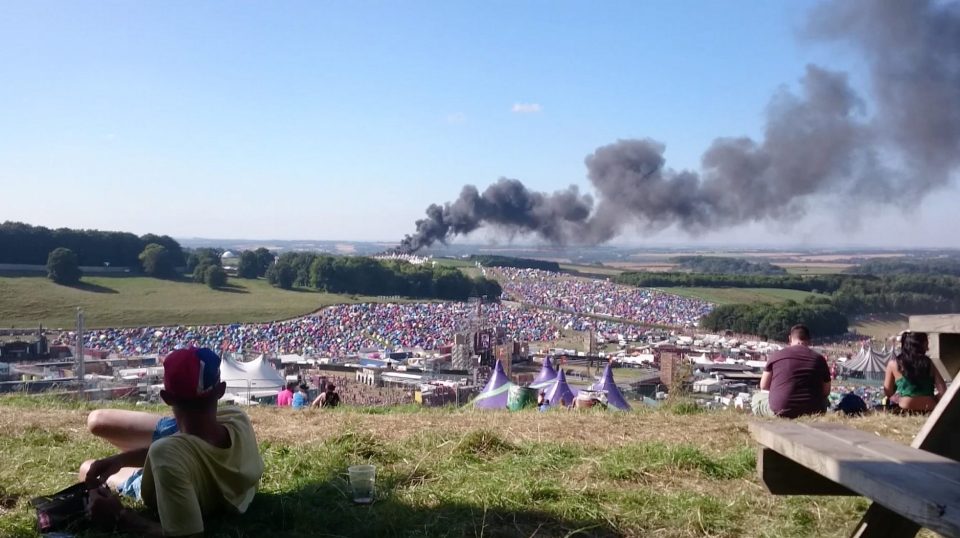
[30,483,89,534]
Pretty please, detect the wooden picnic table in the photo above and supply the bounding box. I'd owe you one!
[750,315,960,538]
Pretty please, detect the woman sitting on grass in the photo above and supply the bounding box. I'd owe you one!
[883,332,947,413]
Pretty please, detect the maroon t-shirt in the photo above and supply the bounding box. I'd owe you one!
[765,344,830,418]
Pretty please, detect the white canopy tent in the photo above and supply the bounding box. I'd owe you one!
[220,354,285,398]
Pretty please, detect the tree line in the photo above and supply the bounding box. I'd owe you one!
[614,271,843,292]
[699,297,849,341]
[847,256,960,277]
[267,253,503,301]
[469,255,560,272]
[670,255,786,275]
[617,270,960,318]
[0,221,184,267]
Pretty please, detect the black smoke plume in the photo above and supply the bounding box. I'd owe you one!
[398,0,960,253]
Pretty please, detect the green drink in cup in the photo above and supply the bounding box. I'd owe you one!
[348,465,376,504]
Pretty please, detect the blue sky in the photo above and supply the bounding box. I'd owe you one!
[1,0,957,247]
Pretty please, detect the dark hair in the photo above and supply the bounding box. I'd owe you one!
[299,383,309,392]
[326,383,336,392]
[896,332,932,386]
[286,381,298,391]
[790,324,811,342]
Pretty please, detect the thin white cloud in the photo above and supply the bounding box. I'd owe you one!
[511,103,542,114]
[444,112,467,125]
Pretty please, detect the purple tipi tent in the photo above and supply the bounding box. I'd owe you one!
[530,357,558,389]
[472,360,514,409]
[544,368,575,408]
[591,363,631,410]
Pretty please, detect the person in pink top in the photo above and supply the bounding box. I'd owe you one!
[276,381,296,406]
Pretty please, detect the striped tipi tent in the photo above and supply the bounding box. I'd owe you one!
[530,357,558,389]
[591,363,631,410]
[471,360,514,409]
[544,368,576,408]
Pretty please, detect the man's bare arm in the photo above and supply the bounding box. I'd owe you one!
[759,371,771,391]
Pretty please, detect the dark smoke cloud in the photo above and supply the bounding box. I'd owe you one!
[398,0,960,253]
[398,179,594,252]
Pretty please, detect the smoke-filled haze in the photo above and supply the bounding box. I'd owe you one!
[399,0,960,252]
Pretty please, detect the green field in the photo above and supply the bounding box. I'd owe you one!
[0,275,398,329]
[558,263,625,277]
[658,287,823,305]
[0,396,931,538]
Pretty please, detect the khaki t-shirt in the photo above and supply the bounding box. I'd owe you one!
[141,407,264,536]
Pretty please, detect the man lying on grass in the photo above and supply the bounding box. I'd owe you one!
[79,347,264,537]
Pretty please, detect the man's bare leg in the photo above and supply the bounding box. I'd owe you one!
[87,409,168,452]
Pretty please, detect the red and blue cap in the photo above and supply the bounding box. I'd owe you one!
[162,347,221,400]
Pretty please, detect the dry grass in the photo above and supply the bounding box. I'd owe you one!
[0,396,933,538]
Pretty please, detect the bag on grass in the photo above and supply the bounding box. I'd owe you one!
[30,482,88,534]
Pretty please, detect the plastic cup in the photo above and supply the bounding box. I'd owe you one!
[347,464,376,504]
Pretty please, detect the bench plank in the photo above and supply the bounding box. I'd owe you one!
[750,421,960,537]
[852,373,960,537]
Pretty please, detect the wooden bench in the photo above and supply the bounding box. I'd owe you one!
[750,317,960,537]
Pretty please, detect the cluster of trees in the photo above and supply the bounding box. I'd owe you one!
[46,248,83,285]
[614,272,842,292]
[670,256,786,275]
[848,256,960,277]
[237,249,276,279]
[699,297,849,341]
[183,247,275,289]
[618,270,960,326]
[469,255,560,272]
[1,221,184,267]
[830,275,960,315]
[183,248,226,289]
[267,253,502,300]
[18,219,281,292]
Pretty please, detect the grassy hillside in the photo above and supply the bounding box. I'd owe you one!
[0,275,396,329]
[850,314,909,340]
[0,396,930,538]
[657,287,823,305]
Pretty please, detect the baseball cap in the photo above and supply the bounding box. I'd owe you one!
[162,347,221,400]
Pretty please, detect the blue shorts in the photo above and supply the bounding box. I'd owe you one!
[152,416,178,441]
[116,417,178,501]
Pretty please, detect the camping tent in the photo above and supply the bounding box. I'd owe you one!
[591,363,632,410]
[530,357,558,389]
[843,344,892,380]
[544,368,575,407]
[220,354,285,396]
[472,360,514,409]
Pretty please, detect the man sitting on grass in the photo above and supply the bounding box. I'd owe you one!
[753,324,831,418]
[80,347,264,537]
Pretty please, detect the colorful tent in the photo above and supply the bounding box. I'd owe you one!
[472,360,514,409]
[530,357,558,389]
[591,363,631,410]
[544,368,575,407]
